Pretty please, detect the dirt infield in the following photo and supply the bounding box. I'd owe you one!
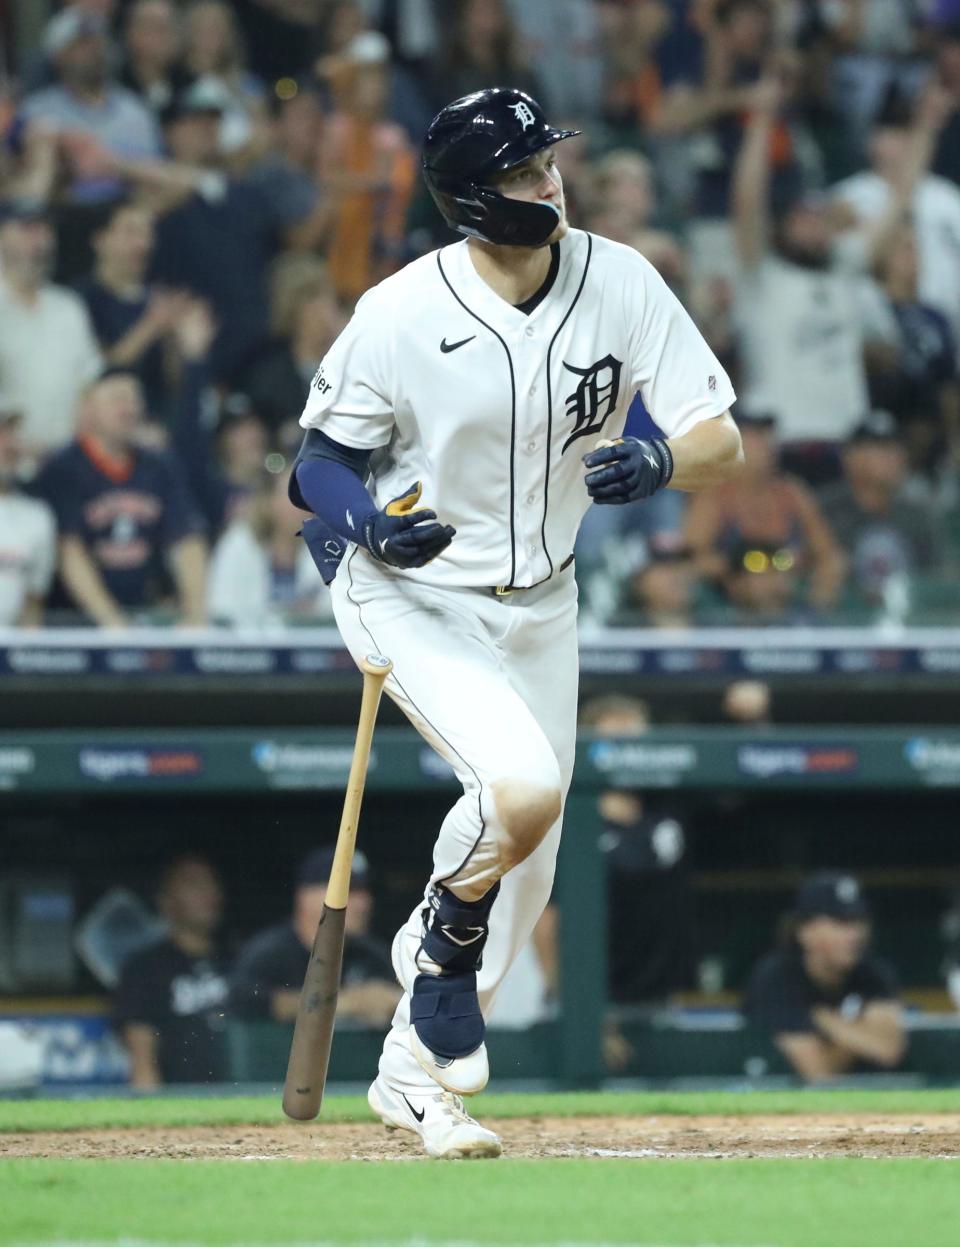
[5,1114,959,1160]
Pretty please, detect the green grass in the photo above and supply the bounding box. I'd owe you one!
[1,1088,958,1134]
[4,1157,960,1246]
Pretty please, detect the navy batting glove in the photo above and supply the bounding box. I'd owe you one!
[582,437,674,506]
[362,482,456,569]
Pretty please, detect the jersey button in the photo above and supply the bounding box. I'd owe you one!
[526,493,535,505]
[528,384,537,396]
[524,325,535,337]
[527,440,537,452]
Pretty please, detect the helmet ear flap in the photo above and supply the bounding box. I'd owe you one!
[458,191,489,225]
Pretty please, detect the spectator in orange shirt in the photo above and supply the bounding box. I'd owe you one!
[684,410,845,611]
[319,33,416,304]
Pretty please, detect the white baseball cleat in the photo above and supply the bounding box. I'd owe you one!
[392,926,489,1095]
[368,1075,501,1160]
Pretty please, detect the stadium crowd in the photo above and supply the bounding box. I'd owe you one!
[1,0,959,630]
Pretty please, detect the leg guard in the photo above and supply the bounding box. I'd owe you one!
[420,882,500,974]
[410,970,485,1060]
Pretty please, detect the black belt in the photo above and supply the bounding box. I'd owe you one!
[492,553,574,598]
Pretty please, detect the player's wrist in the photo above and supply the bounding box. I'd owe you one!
[622,436,673,496]
[360,511,387,563]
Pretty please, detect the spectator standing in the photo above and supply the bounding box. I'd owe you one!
[207,473,333,627]
[656,0,800,282]
[833,84,960,354]
[858,220,959,476]
[230,848,399,1028]
[33,372,207,627]
[246,87,331,254]
[0,202,101,458]
[161,296,274,537]
[930,20,960,184]
[238,265,342,435]
[598,0,673,141]
[586,150,687,287]
[119,0,192,120]
[683,411,845,610]
[818,411,946,607]
[825,0,927,160]
[114,856,229,1087]
[19,7,161,204]
[503,0,603,121]
[181,0,268,159]
[732,76,868,476]
[151,79,303,381]
[431,0,542,112]
[744,871,906,1081]
[320,34,416,304]
[75,200,172,411]
[229,0,323,84]
[0,402,57,627]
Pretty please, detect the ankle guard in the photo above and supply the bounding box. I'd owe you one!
[410,970,484,1059]
[420,882,500,974]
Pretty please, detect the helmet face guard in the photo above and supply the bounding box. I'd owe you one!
[422,88,580,248]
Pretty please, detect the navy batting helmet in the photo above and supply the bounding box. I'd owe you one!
[422,88,580,248]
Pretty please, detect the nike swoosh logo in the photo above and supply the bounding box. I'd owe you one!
[402,1093,425,1123]
[440,336,476,353]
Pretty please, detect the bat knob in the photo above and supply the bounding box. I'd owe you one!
[362,653,393,676]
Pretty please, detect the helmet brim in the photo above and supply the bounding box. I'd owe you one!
[483,126,581,177]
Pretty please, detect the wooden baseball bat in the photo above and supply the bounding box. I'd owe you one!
[282,653,393,1121]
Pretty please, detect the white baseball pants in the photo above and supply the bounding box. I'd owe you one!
[330,547,579,1093]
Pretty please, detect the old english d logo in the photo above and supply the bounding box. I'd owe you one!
[561,354,623,452]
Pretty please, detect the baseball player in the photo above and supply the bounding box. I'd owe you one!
[291,88,742,1159]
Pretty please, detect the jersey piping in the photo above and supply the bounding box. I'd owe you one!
[541,233,593,576]
[436,251,519,587]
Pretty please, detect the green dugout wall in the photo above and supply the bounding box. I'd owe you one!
[3,725,960,1083]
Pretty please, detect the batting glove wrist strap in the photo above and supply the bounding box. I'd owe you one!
[650,437,674,488]
[361,512,388,563]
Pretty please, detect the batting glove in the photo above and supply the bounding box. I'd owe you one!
[362,482,456,569]
[582,437,674,505]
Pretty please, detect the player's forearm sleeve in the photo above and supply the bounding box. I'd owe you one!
[295,456,378,545]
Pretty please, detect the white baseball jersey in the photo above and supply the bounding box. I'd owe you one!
[300,228,735,588]
[736,253,868,443]
[0,492,56,625]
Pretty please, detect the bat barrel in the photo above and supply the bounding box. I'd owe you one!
[282,904,347,1120]
[281,652,392,1121]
